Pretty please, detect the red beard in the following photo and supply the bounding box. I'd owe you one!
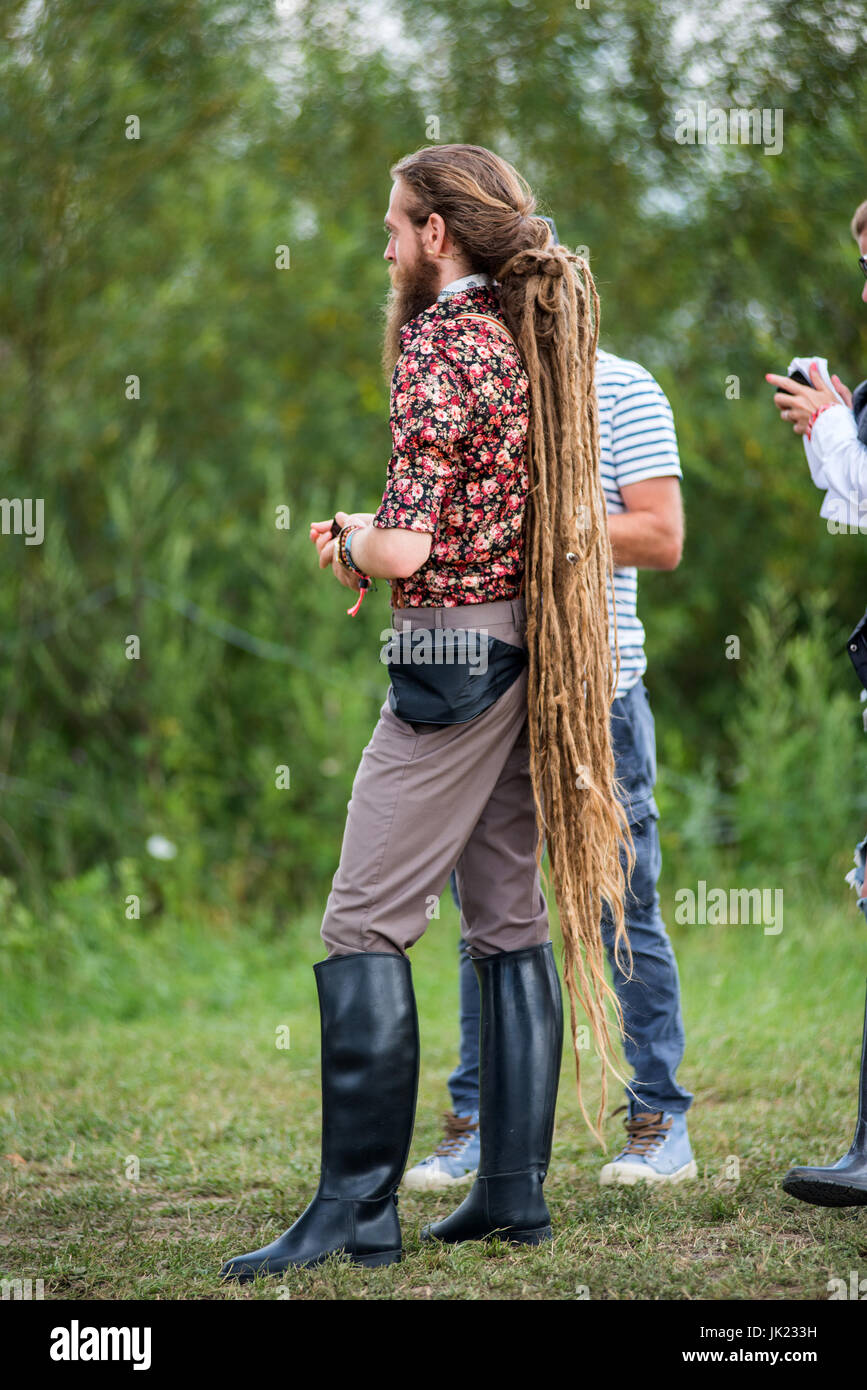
[381,255,441,378]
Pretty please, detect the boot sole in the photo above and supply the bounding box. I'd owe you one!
[357,1247,403,1267]
[502,1226,552,1245]
[422,1224,552,1246]
[782,1178,867,1208]
[221,1247,402,1281]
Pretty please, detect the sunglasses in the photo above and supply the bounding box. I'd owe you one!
[860,255,867,280]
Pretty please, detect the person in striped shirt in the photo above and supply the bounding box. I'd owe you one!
[404,331,696,1189]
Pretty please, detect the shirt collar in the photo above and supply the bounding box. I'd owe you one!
[437,272,493,300]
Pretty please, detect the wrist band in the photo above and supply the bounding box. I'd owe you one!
[337,524,363,573]
[343,526,364,575]
[807,402,835,441]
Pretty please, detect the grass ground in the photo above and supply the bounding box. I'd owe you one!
[2,881,866,1301]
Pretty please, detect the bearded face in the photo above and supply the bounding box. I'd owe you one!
[381,245,441,378]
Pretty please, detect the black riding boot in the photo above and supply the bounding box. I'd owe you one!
[221,952,420,1280]
[422,942,563,1247]
[782,979,867,1207]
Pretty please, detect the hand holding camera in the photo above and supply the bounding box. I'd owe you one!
[766,357,851,435]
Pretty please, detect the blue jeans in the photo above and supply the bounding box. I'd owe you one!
[448,679,692,1117]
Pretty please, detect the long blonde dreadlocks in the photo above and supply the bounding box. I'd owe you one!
[392,145,634,1141]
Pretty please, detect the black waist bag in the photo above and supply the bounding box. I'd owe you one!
[386,629,528,726]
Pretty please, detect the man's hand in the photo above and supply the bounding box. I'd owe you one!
[309,511,432,582]
[309,512,375,567]
[765,363,843,436]
[309,517,336,566]
[309,510,370,589]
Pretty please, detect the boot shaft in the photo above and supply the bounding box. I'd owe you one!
[315,952,420,1199]
[473,942,564,1178]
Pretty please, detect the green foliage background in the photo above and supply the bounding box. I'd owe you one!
[2,0,866,925]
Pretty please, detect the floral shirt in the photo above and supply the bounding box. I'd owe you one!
[373,285,530,607]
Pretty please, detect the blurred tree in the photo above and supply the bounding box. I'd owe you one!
[1,0,865,913]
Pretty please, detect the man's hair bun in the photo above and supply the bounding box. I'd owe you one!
[497,246,567,281]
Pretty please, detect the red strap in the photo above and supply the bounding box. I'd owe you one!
[347,585,367,617]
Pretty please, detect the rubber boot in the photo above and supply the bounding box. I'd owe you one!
[782,979,867,1207]
[221,952,420,1280]
[422,942,563,1246]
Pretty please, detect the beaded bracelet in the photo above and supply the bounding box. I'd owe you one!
[337,524,364,574]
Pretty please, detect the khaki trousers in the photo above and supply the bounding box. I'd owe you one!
[320,596,549,958]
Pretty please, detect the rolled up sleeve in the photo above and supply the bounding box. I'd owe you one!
[373,348,465,535]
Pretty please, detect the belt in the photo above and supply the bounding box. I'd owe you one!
[390,596,526,630]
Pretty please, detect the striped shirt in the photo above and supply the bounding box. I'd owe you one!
[597,348,682,697]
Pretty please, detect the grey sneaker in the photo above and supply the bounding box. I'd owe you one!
[600,1106,697,1186]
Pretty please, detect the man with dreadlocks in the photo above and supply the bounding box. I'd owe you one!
[405,221,695,1196]
[221,144,630,1279]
